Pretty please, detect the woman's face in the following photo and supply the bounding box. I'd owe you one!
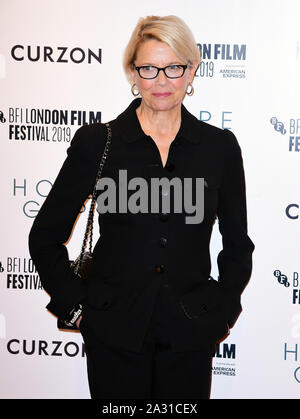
[130,39,197,113]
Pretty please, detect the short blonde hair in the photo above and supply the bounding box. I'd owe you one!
[123,15,201,84]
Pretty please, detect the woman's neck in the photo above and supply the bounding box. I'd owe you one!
[136,101,181,139]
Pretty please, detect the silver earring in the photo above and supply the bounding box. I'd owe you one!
[186,83,194,96]
[131,83,140,97]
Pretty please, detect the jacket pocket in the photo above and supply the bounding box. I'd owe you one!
[86,279,138,312]
[179,278,222,319]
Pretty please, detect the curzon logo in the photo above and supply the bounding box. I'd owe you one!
[11,45,102,64]
[7,339,86,357]
[96,170,205,224]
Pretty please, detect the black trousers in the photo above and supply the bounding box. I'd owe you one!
[82,285,213,399]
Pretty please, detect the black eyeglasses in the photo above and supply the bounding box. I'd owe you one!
[134,64,188,79]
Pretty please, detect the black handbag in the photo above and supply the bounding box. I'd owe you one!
[57,122,112,330]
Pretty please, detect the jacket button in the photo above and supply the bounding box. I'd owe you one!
[155,264,165,273]
[159,213,169,222]
[159,237,167,247]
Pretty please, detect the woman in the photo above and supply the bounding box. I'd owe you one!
[29,15,254,399]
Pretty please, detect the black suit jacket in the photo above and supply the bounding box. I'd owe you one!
[29,98,254,353]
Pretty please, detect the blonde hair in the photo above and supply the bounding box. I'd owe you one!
[123,15,201,84]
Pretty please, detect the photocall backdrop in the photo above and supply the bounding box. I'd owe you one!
[1,0,299,399]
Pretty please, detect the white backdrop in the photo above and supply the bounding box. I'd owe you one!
[1,0,300,399]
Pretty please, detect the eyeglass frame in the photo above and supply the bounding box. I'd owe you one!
[133,64,188,79]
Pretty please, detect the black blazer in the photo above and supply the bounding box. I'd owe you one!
[29,98,255,353]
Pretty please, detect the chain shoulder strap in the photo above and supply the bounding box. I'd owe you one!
[74,122,112,275]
